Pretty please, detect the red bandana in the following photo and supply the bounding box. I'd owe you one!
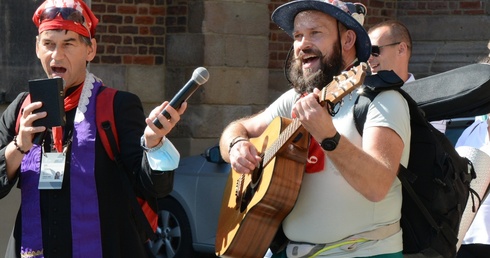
[32,0,99,38]
[52,85,83,152]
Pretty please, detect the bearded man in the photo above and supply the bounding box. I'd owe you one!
[219,1,410,257]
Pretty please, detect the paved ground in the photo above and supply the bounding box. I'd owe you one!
[0,187,20,257]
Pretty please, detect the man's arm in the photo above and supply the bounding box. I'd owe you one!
[295,89,407,202]
[219,112,270,173]
[1,93,44,189]
[328,126,403,202]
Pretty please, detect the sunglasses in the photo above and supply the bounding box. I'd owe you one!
[39,7,90,37]
[371,42,401,57]
[40,7,85,24]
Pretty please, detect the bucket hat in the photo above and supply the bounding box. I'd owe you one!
[272,0,371,62]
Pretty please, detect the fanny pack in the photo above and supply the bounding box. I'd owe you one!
[286,221,400,258]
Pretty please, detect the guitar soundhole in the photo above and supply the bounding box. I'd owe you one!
[251,162,263,187]
[240,186,253,212]
[237,163,264,213]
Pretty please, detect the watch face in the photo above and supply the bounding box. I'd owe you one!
[321,132,340,151]
[322,140,337,151]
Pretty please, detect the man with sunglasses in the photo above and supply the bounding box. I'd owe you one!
[368,20,414,83]
[0,0,185,257]
[368,20,447,134]
[220,1,410,257]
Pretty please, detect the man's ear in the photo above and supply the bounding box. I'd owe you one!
[343,30,357,51]
[87,38,97,62]
[398,42,409,56]
[35,36,41,59]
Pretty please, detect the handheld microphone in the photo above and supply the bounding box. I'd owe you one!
[153,67,210,129]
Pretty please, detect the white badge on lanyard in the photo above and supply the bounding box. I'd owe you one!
[38,151,66,190]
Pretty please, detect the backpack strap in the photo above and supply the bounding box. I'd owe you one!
[353,91,377,136]
[96,87,119,160]
[354,71,405,136]
[95,87,156,242]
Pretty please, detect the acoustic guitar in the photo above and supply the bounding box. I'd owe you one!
[215,63,368,258]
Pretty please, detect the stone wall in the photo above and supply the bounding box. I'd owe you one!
[89,0,271,155]
[396,0,490,77]
[1,0,489,156]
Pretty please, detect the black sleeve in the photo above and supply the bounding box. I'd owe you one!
[112,91,174,200]
[0,92,29,199]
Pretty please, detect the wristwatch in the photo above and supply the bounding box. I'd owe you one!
[320,131,341,151]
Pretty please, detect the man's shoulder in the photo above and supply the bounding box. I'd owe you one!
[374,89,407,103]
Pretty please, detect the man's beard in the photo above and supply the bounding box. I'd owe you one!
[288,43,344,94]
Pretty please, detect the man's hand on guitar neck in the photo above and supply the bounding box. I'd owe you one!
[293,88,337,143]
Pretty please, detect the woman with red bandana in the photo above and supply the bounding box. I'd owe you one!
[0,0,184,257]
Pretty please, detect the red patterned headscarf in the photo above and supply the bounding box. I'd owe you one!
[32,0,99,38]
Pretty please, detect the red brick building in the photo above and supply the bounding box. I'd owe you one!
[1,0,488,155]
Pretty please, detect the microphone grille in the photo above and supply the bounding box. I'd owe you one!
[192,67,210,85]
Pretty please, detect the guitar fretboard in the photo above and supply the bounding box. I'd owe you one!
[262,118,302,167]
[260,63,367,166]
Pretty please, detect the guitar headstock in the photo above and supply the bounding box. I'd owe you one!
[319,62,368,104]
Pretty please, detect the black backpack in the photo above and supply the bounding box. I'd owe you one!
[353,71,477,258]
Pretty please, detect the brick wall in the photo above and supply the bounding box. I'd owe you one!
[3,0,485,156]
[267,0,487,70]
[397,1,488,76]
[90,0,190,66]
[267,0,488,81]
[85,0,490,157]
[397,0,486,15]
[88,0,488,72]
[88,0,402,70]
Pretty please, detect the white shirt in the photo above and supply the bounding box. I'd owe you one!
[456,119,490,245]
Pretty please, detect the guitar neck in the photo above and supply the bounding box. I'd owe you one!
[262,118,302,166]
[262,63,367,166]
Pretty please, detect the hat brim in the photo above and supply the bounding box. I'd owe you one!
[272,0,371,62]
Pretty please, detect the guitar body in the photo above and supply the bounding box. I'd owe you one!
[215,116,309,257]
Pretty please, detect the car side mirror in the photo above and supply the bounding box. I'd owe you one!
[203,145,227,164]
